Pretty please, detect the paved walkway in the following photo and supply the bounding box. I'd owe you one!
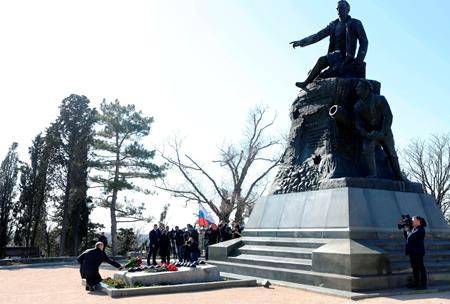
[1,265,450,304]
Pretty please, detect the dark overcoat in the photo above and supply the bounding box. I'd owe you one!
[301,16,368,61]
[404,226,426,256]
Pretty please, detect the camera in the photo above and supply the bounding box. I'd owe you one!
[398,214,413,230]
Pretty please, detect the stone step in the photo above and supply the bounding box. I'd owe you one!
[220,271,450,300]
[209,259,353,290]
[241,237,327,249]
[228,254,312,271]
[238,245,313,259]
[389,250,450,262]
[209,259,450,292]
[375,241,450,251]
[391,261,450,273]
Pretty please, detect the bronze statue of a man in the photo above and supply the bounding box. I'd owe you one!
[353,80,402,180]
[290,0,368,89]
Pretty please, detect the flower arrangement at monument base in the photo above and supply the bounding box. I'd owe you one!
[103,277,128,289]
[124,256,142,269]
[124,262,178,273]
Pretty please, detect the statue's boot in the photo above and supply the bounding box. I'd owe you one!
[295,56,329,89]
[295,81,308,89]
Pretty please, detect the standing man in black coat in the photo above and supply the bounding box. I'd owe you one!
[77,242,122,291]
[159,227,171,263]
[218,221,232,242]
[168,226,177,259]
[187,224,199,242]
[147,224,161,266]
[174,226,185,261]
[403,216,427,289]
[204,224,219,260]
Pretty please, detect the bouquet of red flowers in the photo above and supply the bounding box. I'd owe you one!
[166,263,178,272]
[124,256,142,269]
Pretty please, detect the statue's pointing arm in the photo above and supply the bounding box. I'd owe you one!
[356,20,368,62]
[291,23,332,48]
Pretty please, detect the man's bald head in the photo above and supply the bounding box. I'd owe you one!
[95,242,104,250]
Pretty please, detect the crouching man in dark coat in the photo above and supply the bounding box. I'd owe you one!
[77,242,122,291]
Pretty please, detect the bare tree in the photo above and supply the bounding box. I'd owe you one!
[402,133,450,217]
[158,107,282,224]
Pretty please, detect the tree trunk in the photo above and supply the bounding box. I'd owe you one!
[219,210,232,224]
[30,185,46,248]
[0,204,8,258]
[110,141,121,257]
[45,228,51,257]
[110,189,118,256]
[59,189,70,256]
[233,190,245,225]
[59,161,72,256]
[73,206,80,256]
[234,200,245,225]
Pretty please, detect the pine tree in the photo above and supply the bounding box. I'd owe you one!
[92,99,165,256]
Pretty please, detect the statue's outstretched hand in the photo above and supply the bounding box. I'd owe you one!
[290,40,305,49]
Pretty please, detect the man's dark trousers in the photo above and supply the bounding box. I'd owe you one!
[85,271,103,287]
[147,245,159,265]
[410,254,427,288]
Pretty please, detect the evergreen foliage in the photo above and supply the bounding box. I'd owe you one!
[0,143,20,258]
[92,99,165,255]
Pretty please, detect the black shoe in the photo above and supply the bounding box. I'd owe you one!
[295,82,307,89]
[416,285,427,290]
[406,283,418,289]
[85,285,90,291]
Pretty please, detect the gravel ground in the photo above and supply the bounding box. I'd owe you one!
[1,266,450,304]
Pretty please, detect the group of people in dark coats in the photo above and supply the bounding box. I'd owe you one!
[77,221,245,293]
[204,221,243,260]
[146,223,201,265]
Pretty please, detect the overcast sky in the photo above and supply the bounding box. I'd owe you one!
[0,0,449,234]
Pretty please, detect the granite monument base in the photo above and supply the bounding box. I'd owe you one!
[209,183,450,292]
[245,184,450,240]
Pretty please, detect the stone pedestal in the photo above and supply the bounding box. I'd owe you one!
[245,183,450,240]
[208,78,450,293]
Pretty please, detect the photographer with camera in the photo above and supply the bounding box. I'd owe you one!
[399,215,427,290]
